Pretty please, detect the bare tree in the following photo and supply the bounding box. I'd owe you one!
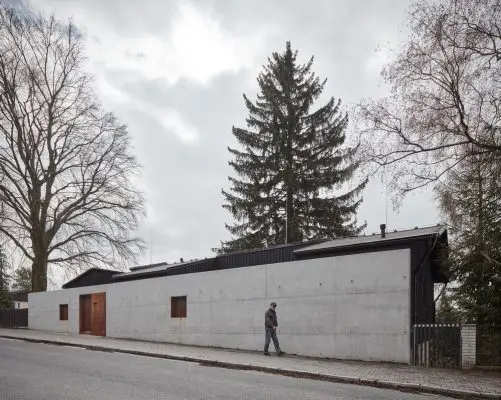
[355,0,501,196]
[0,7,145,292]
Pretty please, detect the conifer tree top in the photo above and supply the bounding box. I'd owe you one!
[218,42,367,254]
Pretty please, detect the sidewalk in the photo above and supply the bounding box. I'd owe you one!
[1,328,499,399]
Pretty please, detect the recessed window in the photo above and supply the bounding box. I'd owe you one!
[171,296,187,318]
[59,304,68,321]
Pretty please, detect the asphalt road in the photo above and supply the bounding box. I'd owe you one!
[0,338,451,400]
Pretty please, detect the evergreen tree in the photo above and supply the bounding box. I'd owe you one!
[437,154,501,324]
[436,292,462,323]
[0,245,11,309]
[219,42,367,253]
[11,266,32,291]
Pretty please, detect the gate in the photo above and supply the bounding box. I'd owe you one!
[411,324,462,368]
[0,308,28,328]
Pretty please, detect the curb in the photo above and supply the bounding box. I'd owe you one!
[1,335,500,400]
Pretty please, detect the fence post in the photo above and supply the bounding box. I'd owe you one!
[461,324,476,369]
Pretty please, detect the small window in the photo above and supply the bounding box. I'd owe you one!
[171,296,187,318]
[59,304,68,321]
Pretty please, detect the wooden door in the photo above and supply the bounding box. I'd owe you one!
[79,295,92,333]
[91,293,106,336]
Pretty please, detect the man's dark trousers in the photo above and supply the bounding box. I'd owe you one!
[264,327,280,353]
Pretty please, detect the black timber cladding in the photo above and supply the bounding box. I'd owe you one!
[62,268,119,289]
[113,240,326,282]
[410,230,449,325]
[217,239,326,269]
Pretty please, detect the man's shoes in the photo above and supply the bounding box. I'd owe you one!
[264,352,271,356]
[277,351,285,356]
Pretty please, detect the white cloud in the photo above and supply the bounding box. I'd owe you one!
[95,76,199,144]
[166,3,262,84]
[32,0,265,85]
[157,109,199,144]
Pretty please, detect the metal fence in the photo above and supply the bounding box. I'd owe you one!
[477,324,501,366]
[411,324,462,368]
[0,308,28,328]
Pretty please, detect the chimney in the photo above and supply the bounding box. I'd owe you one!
[180,257,184,263]
[380,224,386,238]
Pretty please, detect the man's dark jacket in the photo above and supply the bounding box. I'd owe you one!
[265,308,278,329]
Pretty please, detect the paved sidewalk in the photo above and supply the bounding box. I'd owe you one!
[1,328,499,399]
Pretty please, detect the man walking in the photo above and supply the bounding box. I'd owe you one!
[264,302,284,356]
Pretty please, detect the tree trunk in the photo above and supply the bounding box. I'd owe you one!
[31,259,47,293]
[286,186,294,243]
[31,232,48,292]
[31,258,47,292]
[285,99,295,243]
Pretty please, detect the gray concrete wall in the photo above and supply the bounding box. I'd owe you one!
[28,248,411,363]
[28,284,110,334]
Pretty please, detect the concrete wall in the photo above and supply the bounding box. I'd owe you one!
[28,248,411,363]
[28,284,110,334]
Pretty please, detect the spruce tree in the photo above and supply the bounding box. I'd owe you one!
[11,266,32,291]
[436,292,462,323]
[219,42,367,253]
[437,154,501,324]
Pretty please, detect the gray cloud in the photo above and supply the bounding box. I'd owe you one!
[104,70,251,260]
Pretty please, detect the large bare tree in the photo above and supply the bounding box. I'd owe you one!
[0,7,144,292]
[356,0,501,196]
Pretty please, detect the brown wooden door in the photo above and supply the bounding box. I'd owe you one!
[91,293,106,336]
[79,295,92,333]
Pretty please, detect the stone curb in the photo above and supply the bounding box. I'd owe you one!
[1,335,499,400]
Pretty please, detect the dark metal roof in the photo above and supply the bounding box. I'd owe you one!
[62,268,120,289]
[113,240,325,283]
[113,226,447,283]
[294,225,446,257]
[129,262,168,272]
[115,261,199,280]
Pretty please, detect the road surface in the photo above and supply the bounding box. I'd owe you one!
[0,337,451,400]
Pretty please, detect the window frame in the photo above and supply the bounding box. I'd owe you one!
[59,304,69,321]
[170,296,187,318]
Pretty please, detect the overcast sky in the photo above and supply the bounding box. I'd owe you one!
[16,0,439,283]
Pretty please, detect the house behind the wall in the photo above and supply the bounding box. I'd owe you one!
[28,224,448,364]
[9,289,30,309]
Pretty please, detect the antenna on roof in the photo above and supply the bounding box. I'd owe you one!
[385,192,388,228]
[149,227,153,265]
[382,165,389,228]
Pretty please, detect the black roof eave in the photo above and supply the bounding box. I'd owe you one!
[431,229,449,284]
[112,259,208,282]
[294,232,444,258]
[62,268,120,289]
[129,262,168,272]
